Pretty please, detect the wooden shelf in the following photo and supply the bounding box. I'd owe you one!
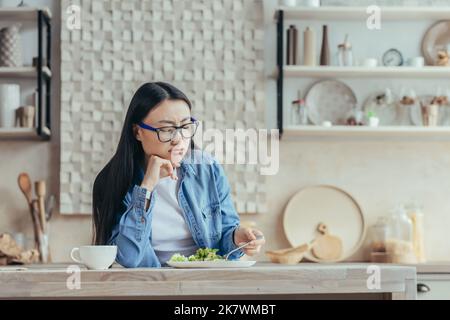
[0,66,52,78]
[284,125,450,138]
[0,127,50,140]
[279,66,450,79]
[275,6,450,21]
[0,7,51,20]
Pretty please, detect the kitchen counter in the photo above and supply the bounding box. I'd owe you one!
[414,262,450,274]
[0,262,416,300]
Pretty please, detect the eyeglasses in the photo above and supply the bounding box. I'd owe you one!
[138,117,199,143]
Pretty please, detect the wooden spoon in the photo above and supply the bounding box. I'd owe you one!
[17,173,41,251]
[17,173,33,204]
[311,223,343,262]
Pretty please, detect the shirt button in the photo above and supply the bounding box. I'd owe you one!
[141,217,145,223]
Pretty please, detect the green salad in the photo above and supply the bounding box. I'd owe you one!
[169,248,224,262]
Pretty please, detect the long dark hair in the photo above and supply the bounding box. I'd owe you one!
[92,82,192,245]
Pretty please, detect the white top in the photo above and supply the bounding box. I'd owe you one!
[151,169,198,264]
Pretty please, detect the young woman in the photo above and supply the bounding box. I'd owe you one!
[92,82,265,267]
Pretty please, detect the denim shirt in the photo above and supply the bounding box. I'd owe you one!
[108,149,244,268]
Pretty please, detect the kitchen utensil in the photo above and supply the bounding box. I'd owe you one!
[311,223,343,261]
[35,181,47,234]
[422,20,450,66]
[224,234,264,260]
[31,199,46,262]
[283,185,365,262]
[305,80,357,125]
[45,194,55,221]
[17,173,41,250]
[265,240,316,265]
[17,173,32,204]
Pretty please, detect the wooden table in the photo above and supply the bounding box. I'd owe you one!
[0,262,417,300]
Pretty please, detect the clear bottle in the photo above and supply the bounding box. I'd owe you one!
[386,205,416,264]
[291,100,301,125]
[298,99,308,125]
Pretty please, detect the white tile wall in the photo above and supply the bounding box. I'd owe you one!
[60,0,267,214]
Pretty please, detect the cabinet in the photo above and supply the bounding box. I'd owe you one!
[417,274,450,300]
[274,6,450,138]
[0,7,52,140]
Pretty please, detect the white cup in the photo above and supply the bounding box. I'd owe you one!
[363,58,378,67]
[281,0,296,7]
[408,56,424,67]
[369,117,380,127]
[70,245,117,270]
[305,0,320,7]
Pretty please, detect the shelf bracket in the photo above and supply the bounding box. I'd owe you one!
[276,10,284,137]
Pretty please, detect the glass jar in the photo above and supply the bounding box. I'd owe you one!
[406,203,426,263]
[369,217,390,262]
[386,205,416,264]
[370,217,388,252]
[337,43,353,66]
[291,99,308,125]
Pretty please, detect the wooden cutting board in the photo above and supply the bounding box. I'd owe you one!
[283,185,366,262]
[311,223,343,262]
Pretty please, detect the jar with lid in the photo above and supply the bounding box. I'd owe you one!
[406,203,426,263]
[386,205,417,264]
[336,34,353,66]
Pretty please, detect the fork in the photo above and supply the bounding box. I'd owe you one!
[224,234,264,260]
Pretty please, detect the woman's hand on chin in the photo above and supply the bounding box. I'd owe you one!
[141,155,180,191]
[233,227,265,256]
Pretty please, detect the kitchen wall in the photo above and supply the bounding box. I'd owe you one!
[262,0,450,262]
[59,0,267,215]
[1,0,450,262]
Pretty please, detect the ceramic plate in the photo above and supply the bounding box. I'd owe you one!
[166,260,257,268]
[283,185,365,262]
[422,20,450,66]
[362,91,400,126]
[305,80,357,125]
